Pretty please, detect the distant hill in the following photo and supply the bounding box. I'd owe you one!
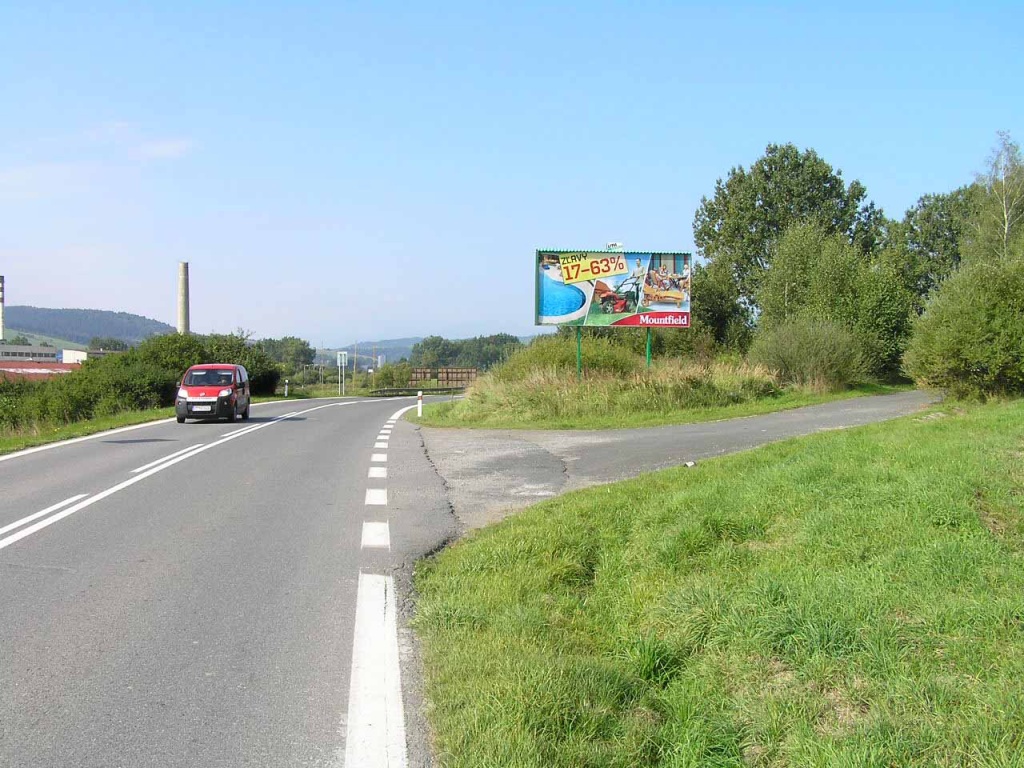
[321,337,423,367]
[5,306,175,346]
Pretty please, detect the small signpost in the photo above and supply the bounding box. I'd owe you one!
[337,351,348,396]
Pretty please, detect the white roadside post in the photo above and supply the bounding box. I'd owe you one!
[417,390,423,417]
[284,379,289,397]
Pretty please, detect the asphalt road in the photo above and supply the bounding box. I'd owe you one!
[1,389,936,767]
[0,397,453,768]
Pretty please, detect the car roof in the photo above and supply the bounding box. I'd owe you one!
[187,363,239,370]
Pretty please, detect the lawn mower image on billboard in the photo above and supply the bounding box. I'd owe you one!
[596,273,643,314]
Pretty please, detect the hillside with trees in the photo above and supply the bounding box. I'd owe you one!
[410,334,523,369]
[5,306,175,346]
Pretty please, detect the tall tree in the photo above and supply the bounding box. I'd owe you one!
[693,143,871,304]
[969,131,1024,262]
[760,222,916,376]
[900,186,978,296]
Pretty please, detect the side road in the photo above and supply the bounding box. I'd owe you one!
[418,390,937,531]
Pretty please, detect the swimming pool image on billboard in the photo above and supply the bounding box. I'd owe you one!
[536,257,593,324]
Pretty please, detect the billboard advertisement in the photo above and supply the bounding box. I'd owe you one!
[535,251,691,327]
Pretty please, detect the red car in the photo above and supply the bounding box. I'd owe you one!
[175,363,251,423]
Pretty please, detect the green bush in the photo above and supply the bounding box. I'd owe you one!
[204,334,281,395]
[904,257,1024,398]
[494,334,642,382]
[0,331,283,436]
[135,333,208,374]
[375,361,413,388]
[748,317,868,391]
[758,222,916,378]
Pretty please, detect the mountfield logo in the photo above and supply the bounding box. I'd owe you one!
[639,313,689,326]
[611,312,690,327]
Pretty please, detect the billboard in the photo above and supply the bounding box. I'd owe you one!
[535,251,691,327]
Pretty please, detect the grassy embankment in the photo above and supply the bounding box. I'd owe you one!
[0,393,312,456]
[415,400,1024,766]
[414,360,911,430]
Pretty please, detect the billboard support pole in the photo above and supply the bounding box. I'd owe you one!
[646,328,652,369]
[576,326,582,381]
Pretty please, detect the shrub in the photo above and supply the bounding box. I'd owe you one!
[748,317,868,391]
[494,334,642,382]
[135,333,208,374]
[439,360,780,426]
[203,334,281,395]
[904,257,1024,398]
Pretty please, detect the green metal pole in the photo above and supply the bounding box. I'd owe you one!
[576,326,582,381]
[646,328,652,368]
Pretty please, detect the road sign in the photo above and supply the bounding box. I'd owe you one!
[337,351,348,368]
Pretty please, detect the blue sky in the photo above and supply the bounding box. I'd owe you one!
[1,2,1020,344]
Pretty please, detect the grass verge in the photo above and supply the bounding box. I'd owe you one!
[414,400,1024,766]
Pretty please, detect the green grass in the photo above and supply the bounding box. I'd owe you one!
[3,329,87,349]
[414,400,1024,766]
[413,379,911,430]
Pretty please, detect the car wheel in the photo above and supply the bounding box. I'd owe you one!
[243,403,250,420]
[227,407,236,423]
[176,416,186,424]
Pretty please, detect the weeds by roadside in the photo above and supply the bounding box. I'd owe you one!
[415,359,907,430]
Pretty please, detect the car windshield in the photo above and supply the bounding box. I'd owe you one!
[184,369,234,386]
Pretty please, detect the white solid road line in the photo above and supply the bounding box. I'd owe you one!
[365,489,387,506]
[0,494,89,538]
[220,413,299,438]
[389,405,417,421]
[360,521,391,549]
[131,444,205,474]
[371,453,387,463]
[0,396,408,466]
[0,402,352,552]
[368,466,387,479]
[343,573,407,768]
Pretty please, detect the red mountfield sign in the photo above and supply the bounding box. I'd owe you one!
[610,312,689,327]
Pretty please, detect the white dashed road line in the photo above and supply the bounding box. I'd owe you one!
[364,488,388,506]
[343,573,407,768]
[360,521,391,550]
[343,401,419,766]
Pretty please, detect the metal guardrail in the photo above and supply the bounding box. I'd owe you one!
[369,387,466,397]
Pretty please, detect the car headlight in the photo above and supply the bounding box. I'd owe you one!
[177,388,188,399]
[219,388,233,397]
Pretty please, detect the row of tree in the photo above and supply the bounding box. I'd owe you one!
[0,332,282,430]
[683,132,1023,396]
[409,334,524,370]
